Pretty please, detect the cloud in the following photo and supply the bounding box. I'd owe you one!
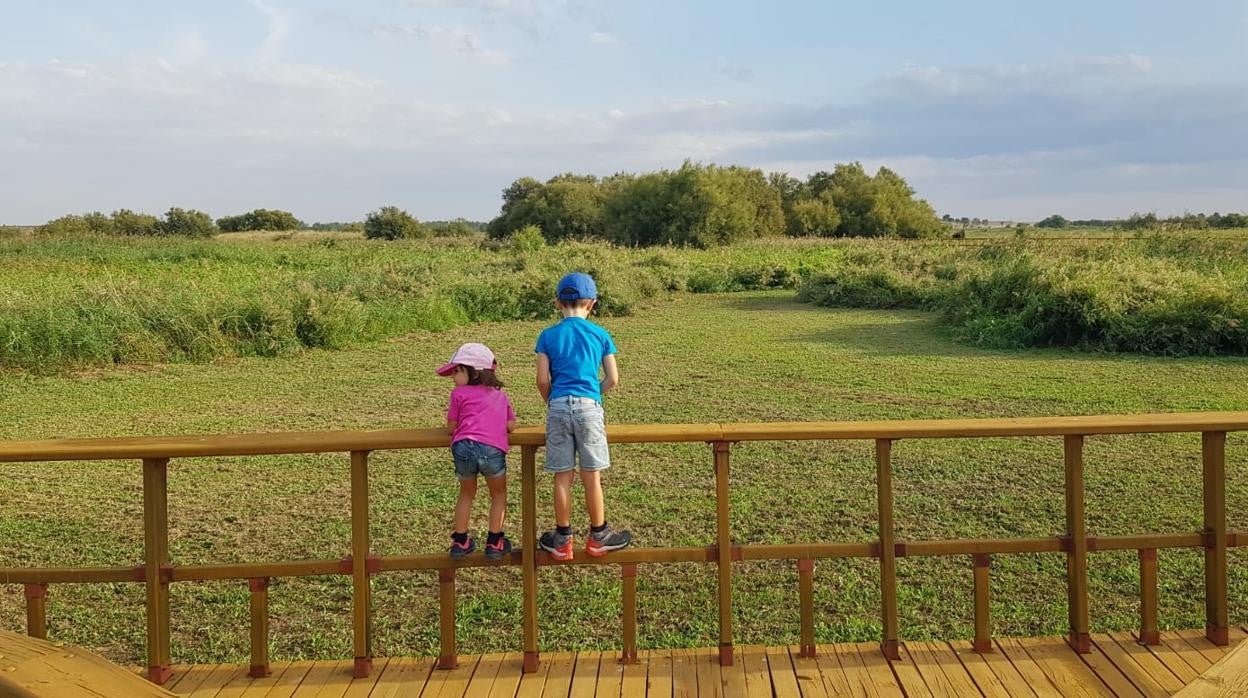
[249,0,291,63]
[589,31,617,45]
[1,54,1245,221]
[331,17,510,65]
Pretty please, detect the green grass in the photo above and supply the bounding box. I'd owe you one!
[1,291,1245,666]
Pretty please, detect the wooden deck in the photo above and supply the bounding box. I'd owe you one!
[155,629,1246,697]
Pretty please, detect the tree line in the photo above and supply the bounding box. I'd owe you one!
[35,207,485,239]
[487,161,946,246]
[1036,212,1248,230]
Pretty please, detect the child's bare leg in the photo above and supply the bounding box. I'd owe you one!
[486,475,507,532]
[580,469,605,528]
[553,470,576,527]
[453,478,477,533]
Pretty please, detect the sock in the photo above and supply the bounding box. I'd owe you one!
[556,524,573,537]
[452,531,469,544]
[591,522,608,534]
[487,531,504,545]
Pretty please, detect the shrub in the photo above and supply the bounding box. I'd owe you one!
[364,206,426,240]
[157,208,217,237]
[111,209,160,236]
[508,225,546,253]
[796,269,926,309]
[218,209,304,232]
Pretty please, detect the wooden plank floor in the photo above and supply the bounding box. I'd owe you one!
[157,630,1247,697]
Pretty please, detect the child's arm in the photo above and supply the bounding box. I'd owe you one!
[446,390,460,432]
[536,353,552,402]
[506,395,517,433]
[600,354,619,393]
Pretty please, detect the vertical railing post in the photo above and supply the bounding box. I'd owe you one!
[1063,435,1090,653]
[1202,431,1228,646]
[438,568,458,669]
[876,439,900,660]
[142,457,172,685]
[521,444,540,673]
[24,583,47,639]
[621,563,638,664]
[712,440,734,666]
[798,559,815,658]
[248,577,271,678]
[1138,549,1159,645]
[973,554,992,653]
[349,450,372,678]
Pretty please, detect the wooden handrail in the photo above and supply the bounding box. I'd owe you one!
[2,411,1246,462]
[1,411,1243,685]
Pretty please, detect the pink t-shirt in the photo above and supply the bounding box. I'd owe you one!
[447,384,516,453]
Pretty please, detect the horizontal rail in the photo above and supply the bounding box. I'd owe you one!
[5,533,1241,584]
[1,411,1245,462]
[3,412,1243,683]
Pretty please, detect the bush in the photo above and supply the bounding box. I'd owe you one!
[796,269,926,309]
[156,208,217,237]
[508,225,546,253]
[112,209,160,236]
[217,209,304,232]
[364,206,426,240]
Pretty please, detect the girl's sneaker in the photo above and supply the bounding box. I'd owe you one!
[449,535,476,560]
[484,535,513,561]
[586,526,632,557]
[539,530,574,561]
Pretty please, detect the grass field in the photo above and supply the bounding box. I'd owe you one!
[1,290,1245,666]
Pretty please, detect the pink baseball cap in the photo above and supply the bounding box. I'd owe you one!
[436,342,497,376]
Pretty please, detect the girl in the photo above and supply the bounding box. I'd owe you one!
[436,342,517,560]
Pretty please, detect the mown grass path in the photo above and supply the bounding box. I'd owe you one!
[1,291,1245,664]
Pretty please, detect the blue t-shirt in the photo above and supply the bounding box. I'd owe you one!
[535,317,618,401]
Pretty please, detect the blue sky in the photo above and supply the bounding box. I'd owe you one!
[2,0,1246,223]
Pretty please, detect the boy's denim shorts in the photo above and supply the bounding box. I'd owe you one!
[451,439,507,481]
[544,396,610,474]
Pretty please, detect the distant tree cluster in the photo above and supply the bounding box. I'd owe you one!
[1033,212,1248,231]
[488,161,945,247]
[36,208,217,237]
[217,209,304,232]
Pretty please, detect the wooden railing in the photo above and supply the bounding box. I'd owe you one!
[1,412,1245,685]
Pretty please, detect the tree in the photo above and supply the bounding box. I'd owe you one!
[157,208,217,237]
[111,209,160,236]
[487,173,605,241]
[1036,214,1069,229]
[364,206,426,240]
[787,197,841,237]
[217,209,303,232]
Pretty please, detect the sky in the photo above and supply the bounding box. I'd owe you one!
[1,0,1246,224]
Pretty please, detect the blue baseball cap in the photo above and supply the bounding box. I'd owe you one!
[557,272,597,301]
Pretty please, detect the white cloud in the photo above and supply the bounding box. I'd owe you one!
[370,22,509,65]
[589,31,617,45]
[170,27,207,62]
[249,0,291,63]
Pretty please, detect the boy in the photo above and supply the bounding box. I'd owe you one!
[535,272,632,559]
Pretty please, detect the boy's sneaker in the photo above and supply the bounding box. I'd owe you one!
[586,526,632,557]
[449,535,476,560]
[539,530,574,561]
[484,535,513,561]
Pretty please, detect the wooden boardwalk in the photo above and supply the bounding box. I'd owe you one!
[155,629,1246,697]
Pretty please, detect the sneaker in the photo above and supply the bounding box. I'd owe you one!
[449,535,476,560]
[586,525,632,557]
[539,530,574,561]
[484,535,513,561]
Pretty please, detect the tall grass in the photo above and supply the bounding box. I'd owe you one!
[796,236,1248,356]
[0,235,840,372]
[5,233,1245,372]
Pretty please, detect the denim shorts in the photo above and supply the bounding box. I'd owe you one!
[451,439,506,481]
[544,396,610,474]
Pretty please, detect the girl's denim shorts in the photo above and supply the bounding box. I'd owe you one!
[451,439,506,481]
